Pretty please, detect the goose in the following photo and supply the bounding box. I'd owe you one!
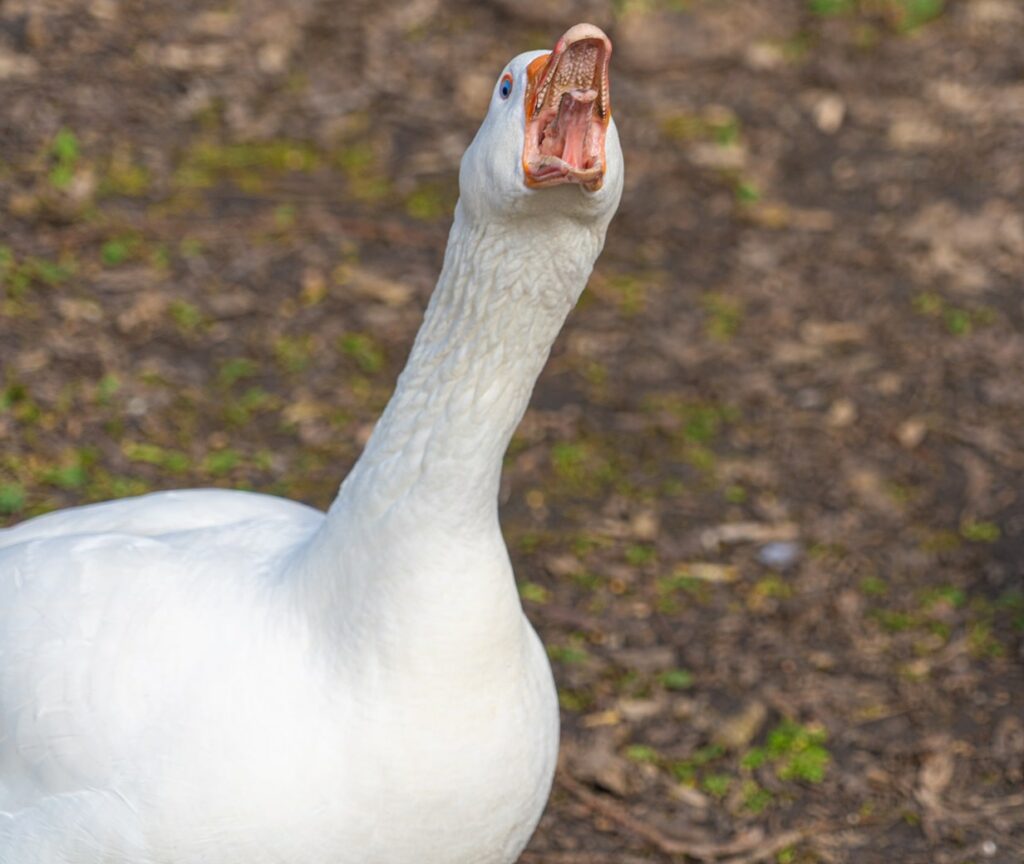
[0,22,623,864]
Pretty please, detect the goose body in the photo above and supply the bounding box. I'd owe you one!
[0,24,623,864]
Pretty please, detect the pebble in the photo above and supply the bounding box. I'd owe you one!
[796,387,824,409]
[757,540,802,570]
[715,700,767,750]
[814,93,846,135]
[827,398,858,428]
[897,417,928,449]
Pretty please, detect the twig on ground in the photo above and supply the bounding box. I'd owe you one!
[717,828,809,864]
[557,772,825,862]
[557,772,736,859]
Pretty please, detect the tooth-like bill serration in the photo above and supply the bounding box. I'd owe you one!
[556,44,597,89]
[534,42,604,116]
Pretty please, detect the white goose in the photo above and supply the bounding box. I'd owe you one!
[0,23,623,864]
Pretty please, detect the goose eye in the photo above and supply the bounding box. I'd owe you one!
[499,74,513,100]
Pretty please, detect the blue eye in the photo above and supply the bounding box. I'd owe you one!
[499,75,513,100]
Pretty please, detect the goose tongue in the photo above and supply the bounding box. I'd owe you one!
[540,89,598,168]
[523,24,612,192]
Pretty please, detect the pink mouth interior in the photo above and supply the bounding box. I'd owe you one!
[523,35,609,190]
[539,89,598,171]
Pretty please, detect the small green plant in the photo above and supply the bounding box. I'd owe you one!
[656,571,712,612]
[558,688,592,712]
[859,575,888,597]
[405,183,449,221]
[30,258,74,286]
[0,483,26,515]
[996,590,1024,633]
[913,292,992,337]
[102,152,149,196]
[944,308,970,336]
[724,484,747,504]
[274,335,313,373]
[778,740,830,783]
[913,292,943,316]
[339,333,384,374]
[735,180,761,204]
[808,0,854,14]
[693,744,724,764]
[223,387,274,427]
[518,582,550,604]
[96,374,121,404]
[516,532,543,554]
[702,293,743,341]
[670,743,726,787]
[547,643,589,665]
[750,576,793,603]
[41,462,88,491]
[670,760,696,784]
[710,116,740,147]
[702,773,732,798]
[101,236,138,266]
[961,520,1000,543]
[658,668,695,691]
[625,543,656,566]
[550,441,587,484]
[872,609,914,632]
[967,620,1004,659]
[124,442,189,474]
[683,405,723,444]
[769,720,830,782]
[570,570,601,591]
[602,274,646,316]
[170,300,204,333]
[1,252,75,300]
[179,238,204,258]
[889,0,944,30]
[922,585,966,610]
[218,358,260,388]
[743,720,831,784]
[335,141,391,202]
[1,382,28,412]
[148,244,169,268]
[274,205,296,230]
[203,450,241,476]
[742,780,773,814]
[50,129,80,189]
[625,744,659,764]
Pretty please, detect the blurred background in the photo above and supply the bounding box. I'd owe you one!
[1,0,1022,861]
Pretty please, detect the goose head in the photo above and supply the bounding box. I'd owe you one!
[459,23,623,225]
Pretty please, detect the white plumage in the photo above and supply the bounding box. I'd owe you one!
[0,25,622,864]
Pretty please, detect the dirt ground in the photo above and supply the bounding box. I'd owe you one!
[1,0,1022,861]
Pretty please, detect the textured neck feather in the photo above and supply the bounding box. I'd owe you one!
[341,203,602,526]
[294,200,605,661]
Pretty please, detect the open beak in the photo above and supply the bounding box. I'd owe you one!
[522,23,612,192]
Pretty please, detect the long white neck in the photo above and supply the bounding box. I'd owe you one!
[293,200,607,665]
[345,204,602,523]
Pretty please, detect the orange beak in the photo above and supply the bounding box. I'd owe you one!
[522,23,612,192]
